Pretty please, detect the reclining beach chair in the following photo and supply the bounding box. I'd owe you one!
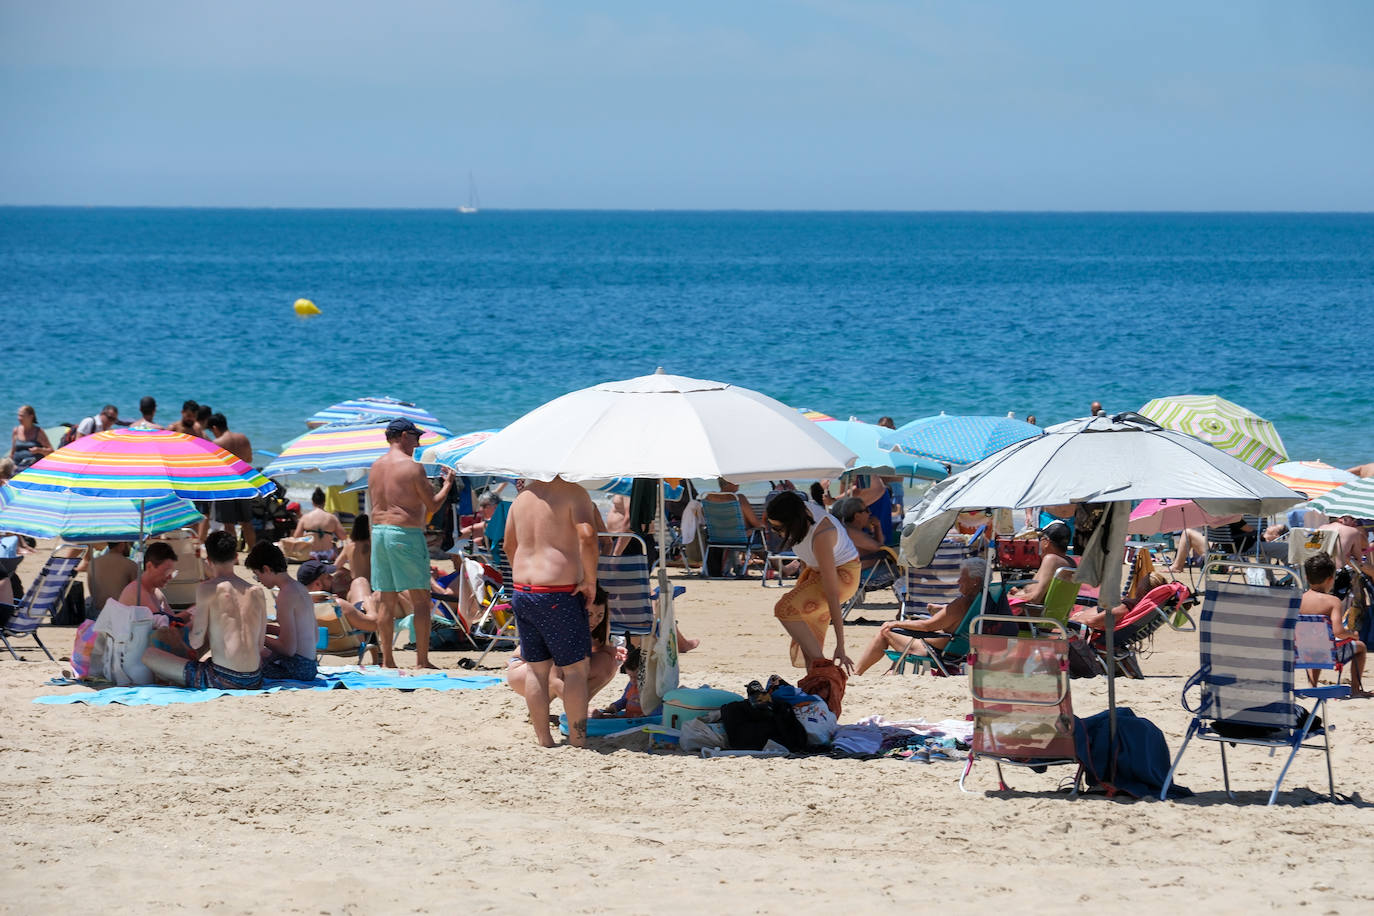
[1076,581,1196,679]
[467,553,518,668]
[959,615,1081,795]
[1159,571,1347,805]
[151,529,205,610]
[700,498,764,579]
[597,533,654,639]
[885,583,1011,676]
[841,547,902,620]
[1,547,83,661]
[1024,568,1081,623]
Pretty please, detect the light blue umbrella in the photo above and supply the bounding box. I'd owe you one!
[879,414,1042,466]
[306,397,454,437]
[0,486,203,543]
[814,419,947,480]
[264,417,450,478]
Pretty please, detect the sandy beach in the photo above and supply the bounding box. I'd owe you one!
[3,558,1372,915]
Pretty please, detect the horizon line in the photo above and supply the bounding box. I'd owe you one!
[3,204,1373,215]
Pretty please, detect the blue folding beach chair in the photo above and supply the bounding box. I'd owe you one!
[898,533,980,620]
[1,547,82,661]
[1160,569,1347,805]
[700,498,764,579]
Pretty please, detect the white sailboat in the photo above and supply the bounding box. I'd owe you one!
[458,172,480,214]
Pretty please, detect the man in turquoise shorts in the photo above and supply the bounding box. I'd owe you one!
[368,418,454,668]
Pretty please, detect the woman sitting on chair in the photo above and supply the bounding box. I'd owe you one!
[829,497,887,569]
[764,491,861,672]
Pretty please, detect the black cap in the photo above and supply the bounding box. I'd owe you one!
[297,558,335,586]
[386,417,421,437]
[1038,520,1072,549]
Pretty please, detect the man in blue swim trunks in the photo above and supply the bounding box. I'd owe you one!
[142,531,268,690]
[505,475,601,748]
[368,417,455,669]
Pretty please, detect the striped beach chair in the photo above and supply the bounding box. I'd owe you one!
[898,535,979,620]
[1160,569,1347,804]
[599,533,654,638]
[959,614,1081,795]
[700,498,763,579]
[1,547,83,661]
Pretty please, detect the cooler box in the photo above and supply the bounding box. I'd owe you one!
[996,537,1042,570]
[661,687,744,731]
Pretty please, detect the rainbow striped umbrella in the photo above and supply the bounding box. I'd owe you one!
[416,429,502,471]
[1139,394,1287,470]
[0,486,203,542]
[878,414,1042,466]
[1263,460,1357,499]
[264,417,450,477]
[797,408,836,422]
[9,429,273,501]
[305,397,453,437]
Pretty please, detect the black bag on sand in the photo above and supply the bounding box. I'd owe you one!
[719,698,809,752]
[52,583,86,626]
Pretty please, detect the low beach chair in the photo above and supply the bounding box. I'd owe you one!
[1295,614,1347,689]
[313,591,378,665]
[1024,568,1081,623]
[1076,581,1196,679]
[959,615,1081,795]
[151,529,205,610]
[1159,573,1347,805]
[841,548,901,620]
[1,547,83,661]
[700,498,764,579]
[467,553,518,669]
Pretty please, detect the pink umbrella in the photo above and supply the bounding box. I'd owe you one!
[1128,498,1241,535]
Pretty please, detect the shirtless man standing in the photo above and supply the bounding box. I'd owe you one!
[367,418,453,668]
[207,412,257,550]
[246,542,319,682]
[505,475,601,748]
[142,530,268,690]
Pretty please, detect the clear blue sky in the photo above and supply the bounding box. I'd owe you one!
[2,1,1371,209]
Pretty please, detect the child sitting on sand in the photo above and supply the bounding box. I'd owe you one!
[593,645,644,718]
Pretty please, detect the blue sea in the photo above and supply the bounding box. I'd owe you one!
[2,208,1371,466]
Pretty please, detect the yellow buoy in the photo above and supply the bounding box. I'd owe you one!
[293,298,321,316]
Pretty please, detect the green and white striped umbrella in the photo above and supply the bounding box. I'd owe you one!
[1307,477,1374,520]
[1139,394,1287,470]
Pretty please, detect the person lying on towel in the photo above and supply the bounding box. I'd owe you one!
[141,531,268,690]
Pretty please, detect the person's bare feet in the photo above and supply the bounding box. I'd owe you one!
[415,661,440,670]
[677,636,700,653]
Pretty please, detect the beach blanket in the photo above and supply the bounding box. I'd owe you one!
[33,666,500,707]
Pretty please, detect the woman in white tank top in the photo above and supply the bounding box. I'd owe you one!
[764,492,862,671]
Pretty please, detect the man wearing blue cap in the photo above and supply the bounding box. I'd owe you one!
[368,417,454,668]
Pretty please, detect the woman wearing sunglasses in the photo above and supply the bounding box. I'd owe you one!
[764,491,861,673]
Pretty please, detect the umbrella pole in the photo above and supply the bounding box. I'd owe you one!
[136,497,146,608]
[656,479,677,692]
[1104,600,1116,782]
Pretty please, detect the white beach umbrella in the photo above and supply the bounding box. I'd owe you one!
[902,412,1304,764]
[455,369,858,710]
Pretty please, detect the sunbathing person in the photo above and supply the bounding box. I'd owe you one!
[1301,554,1368,697]
[245,542,319,682]
[507,585,620,705]
[1068,572,1170,629]
[117,541,180,619]
[854,559,983,675]
[334,513,371,587]
[1170,528,1208,572]
[142,530,268,690]
[1008,520,1075,604]
[830,497,886,568]
[292,487,348,560]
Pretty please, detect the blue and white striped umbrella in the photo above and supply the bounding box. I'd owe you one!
[417,429,503,471]
[306,397,454,437]
[814,419,947,480]
[0,486,203,543]
[879,414,1043,466]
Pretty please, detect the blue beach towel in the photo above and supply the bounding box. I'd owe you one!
[34,668,500,707]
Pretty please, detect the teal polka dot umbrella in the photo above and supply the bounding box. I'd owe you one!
[878,414,1043,466]
[1139,395,1287,471]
